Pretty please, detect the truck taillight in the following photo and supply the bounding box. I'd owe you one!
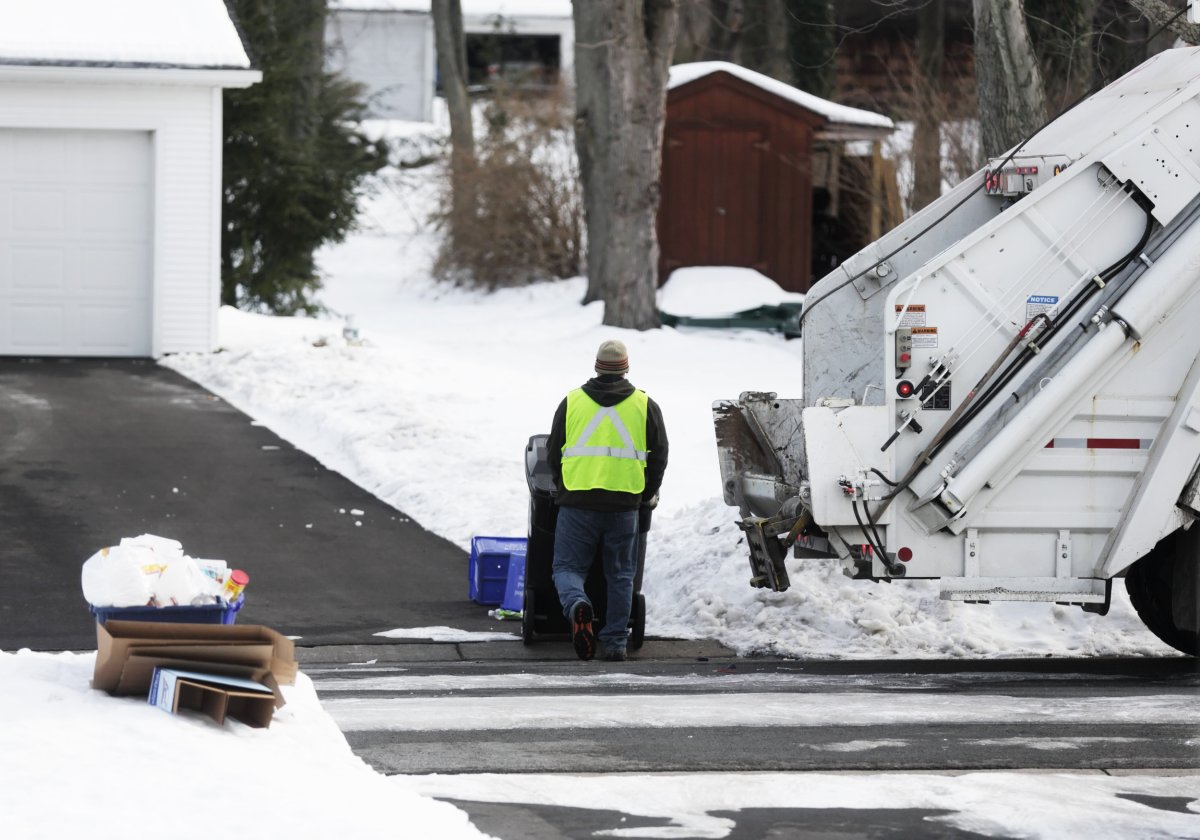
[898,547,913,562]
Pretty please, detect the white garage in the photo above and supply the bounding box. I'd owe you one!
[0,1,260,358]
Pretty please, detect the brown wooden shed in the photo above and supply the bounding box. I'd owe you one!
[658,62,895,293]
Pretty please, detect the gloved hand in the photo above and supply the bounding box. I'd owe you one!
[642,493,659,510]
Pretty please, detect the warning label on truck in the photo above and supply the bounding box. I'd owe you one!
[910,326,938,348]
[1026,295,1059,323]
[894,303,927,327]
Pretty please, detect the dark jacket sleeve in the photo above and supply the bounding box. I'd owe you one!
[643,397,668,502]
[546,397,569,497]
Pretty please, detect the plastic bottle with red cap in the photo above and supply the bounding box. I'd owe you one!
[222,569,249,603]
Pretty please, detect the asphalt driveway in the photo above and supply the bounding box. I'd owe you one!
[0,359,495,651]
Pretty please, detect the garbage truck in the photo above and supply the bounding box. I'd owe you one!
[713,47,1200,656]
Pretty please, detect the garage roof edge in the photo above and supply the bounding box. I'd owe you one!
[0,63,262,88]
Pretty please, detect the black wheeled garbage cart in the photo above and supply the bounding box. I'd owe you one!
[522,434,647,650]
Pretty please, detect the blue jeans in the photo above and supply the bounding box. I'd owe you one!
[552,506,639,652]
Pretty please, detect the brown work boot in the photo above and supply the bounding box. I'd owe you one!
[571,602,595,661]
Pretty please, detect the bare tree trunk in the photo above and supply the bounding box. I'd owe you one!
[738,0,791,81]
[288,0,326,148]
[1126,0,1200,45]
[703,0,743,62]
[912,0,945,212]
[973,0,1048,158]
[695,0,789,81]
[573,0,680,329]
[673,0,715,62]
[785,0,835,96]
[1024,0,1097,111]
[432,0,475,222]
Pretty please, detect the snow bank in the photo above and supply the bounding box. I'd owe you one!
[658,266,804,317]
[0,649,488,840]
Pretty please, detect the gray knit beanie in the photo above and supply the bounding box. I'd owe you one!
[594,339,629,376]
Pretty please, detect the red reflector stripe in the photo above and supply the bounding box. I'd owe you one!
[1087,438,1141,449]
[1044,438,1151,450]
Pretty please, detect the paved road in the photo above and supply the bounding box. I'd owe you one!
[310,654,1199,774]
[0,359,492,650]
[304,648,1200,839]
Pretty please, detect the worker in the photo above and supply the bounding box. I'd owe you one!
[547,339,668,662]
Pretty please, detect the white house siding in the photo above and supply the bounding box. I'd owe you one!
[0,80,223,356]
[327,10,434,121]
[326,6,574,123]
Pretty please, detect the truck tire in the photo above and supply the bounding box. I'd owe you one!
[1124,529,1199,657]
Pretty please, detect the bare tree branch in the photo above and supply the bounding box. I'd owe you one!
[1126,0,1200,44]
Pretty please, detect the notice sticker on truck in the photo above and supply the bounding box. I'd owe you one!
[910,326,938,348]
[1026,295,1059,323]
[894,303,926,327]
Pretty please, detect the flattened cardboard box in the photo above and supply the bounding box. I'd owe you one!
[117,644,276,696]
[93,620,297,698]
[149,667,277,728]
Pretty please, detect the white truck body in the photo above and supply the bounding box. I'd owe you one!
[714,48,1200,654]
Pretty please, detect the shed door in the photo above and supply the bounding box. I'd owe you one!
[662,125,767,273]
[0,129,153,357]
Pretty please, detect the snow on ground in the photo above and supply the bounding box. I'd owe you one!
[374,626,518,642]
[162,156,1176,660]
[0,649,489,840]
[657,266,805,317]
[395,771,1200,840]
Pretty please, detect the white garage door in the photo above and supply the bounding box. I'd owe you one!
[0,128,153,356]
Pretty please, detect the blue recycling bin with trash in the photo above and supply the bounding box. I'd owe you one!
[89,594,245,625]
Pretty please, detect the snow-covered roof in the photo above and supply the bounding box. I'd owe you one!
[0,0,251,69]
[669,61,894,131]
[331,0,572,17]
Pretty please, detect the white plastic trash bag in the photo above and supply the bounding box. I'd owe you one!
[81,545,156,608]
[119,534,184,562]
[82,534,225,608]
[154,555,220,606]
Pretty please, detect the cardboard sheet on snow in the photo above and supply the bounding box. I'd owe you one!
[118,645,278,697]
[93,620,297,699]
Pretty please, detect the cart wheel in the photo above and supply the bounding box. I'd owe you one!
[628,593,646,651]
[522,586,536,645]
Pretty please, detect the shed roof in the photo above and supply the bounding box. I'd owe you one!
[0,0,251,70]
[330,1,572,17]
[669,61,894,134]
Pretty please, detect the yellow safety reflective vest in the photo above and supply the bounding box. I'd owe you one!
[561,388,649,493]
